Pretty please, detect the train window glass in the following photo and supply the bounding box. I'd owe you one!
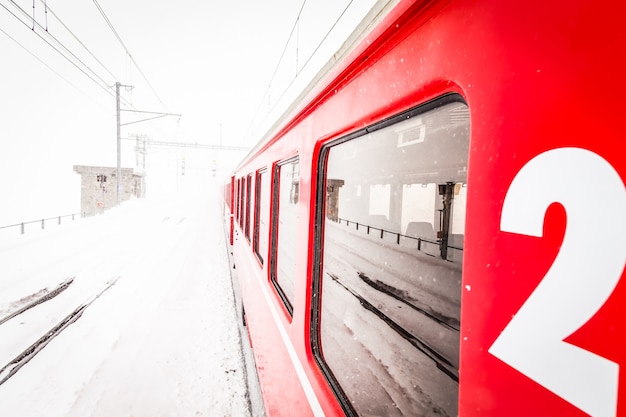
[245,173,252,241]
[238,178,244,228]
[254,169,269,264]
[235,179,240,222]
[270,157,299,315]
[233,180,239,223]
[314,99,469,416]
[242,177,247,229]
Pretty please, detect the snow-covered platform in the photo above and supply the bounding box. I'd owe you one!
[0,187,263,416]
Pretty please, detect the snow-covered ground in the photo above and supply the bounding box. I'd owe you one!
[0,182,263,416]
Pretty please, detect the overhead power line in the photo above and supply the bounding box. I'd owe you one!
[1,0,115,99]
[0,25,78,90]
[261,0,308,104]
[269,0,356,114]
[245,0,307,139]
[91,0,169,111]
[38,0,119,82]
[0,23,120,111]
[297,0,355,78]
[123,136,251,152]
[3,0,177,146]
[2,0,148,111]
[247,0,358,138]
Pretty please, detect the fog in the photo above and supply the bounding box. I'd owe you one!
[0,0,377,226]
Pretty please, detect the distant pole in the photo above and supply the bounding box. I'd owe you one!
[116,81,121,205]
[115,87,179,204]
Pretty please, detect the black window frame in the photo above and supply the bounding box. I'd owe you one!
[253,168,267,263]
[238,178,244,228]
[310,94,468,416]
[245,173,252,241]
[269,156,300,316]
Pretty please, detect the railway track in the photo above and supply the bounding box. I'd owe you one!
[0,278,75,326]
[0,276,119,385]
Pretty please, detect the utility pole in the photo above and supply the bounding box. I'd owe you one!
[132,134,148,170]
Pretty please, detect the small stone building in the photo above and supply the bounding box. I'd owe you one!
[73,165,145,217]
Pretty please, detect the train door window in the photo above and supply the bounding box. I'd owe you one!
[245,173,252,241]
[312,97,469,417]
[254,168,269,264]
[270,156,299,315]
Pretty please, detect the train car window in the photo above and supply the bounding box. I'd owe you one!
[235,180,241,226]
[245,173,252,241]
[238,178,244,228]
[235,179,240,223]
[270,156,299,315]
[254,169,269,264]
[313,97,469,417]
[242,176,247,231]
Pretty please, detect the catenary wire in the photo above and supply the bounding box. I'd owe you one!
[5,1,113,92]
[268,0,355,115]
[91,0,170,111]
[0,26,111,111]
[1,1,116,99]
[38,0,120,82]
[247,0,357,141]
[0,25,78,92]
[2,0,172,136]
[3,0,139,110]
[297,0,354,78]
[245,0,308,140]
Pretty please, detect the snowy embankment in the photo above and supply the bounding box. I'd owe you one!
[0,184,261,416]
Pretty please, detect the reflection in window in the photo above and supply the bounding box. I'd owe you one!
[270,157,299,314]
[254,169,269,264]
[314,99,469,416]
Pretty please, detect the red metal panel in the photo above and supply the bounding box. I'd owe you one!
[455,2,626,417]
[229,0,626,415]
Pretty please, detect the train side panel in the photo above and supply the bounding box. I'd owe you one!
[454,3,626,417]
[227,0,626,416]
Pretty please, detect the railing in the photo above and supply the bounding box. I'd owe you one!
[0,213,80,236]
[335,217,463,261]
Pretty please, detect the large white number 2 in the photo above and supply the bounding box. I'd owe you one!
[489,148,626,417]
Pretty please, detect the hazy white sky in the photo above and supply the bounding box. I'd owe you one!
[0,0,377,225]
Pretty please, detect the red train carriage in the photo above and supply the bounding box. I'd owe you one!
[225,0,626,416]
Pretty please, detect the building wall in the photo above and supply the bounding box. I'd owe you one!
[73,165,145,217]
